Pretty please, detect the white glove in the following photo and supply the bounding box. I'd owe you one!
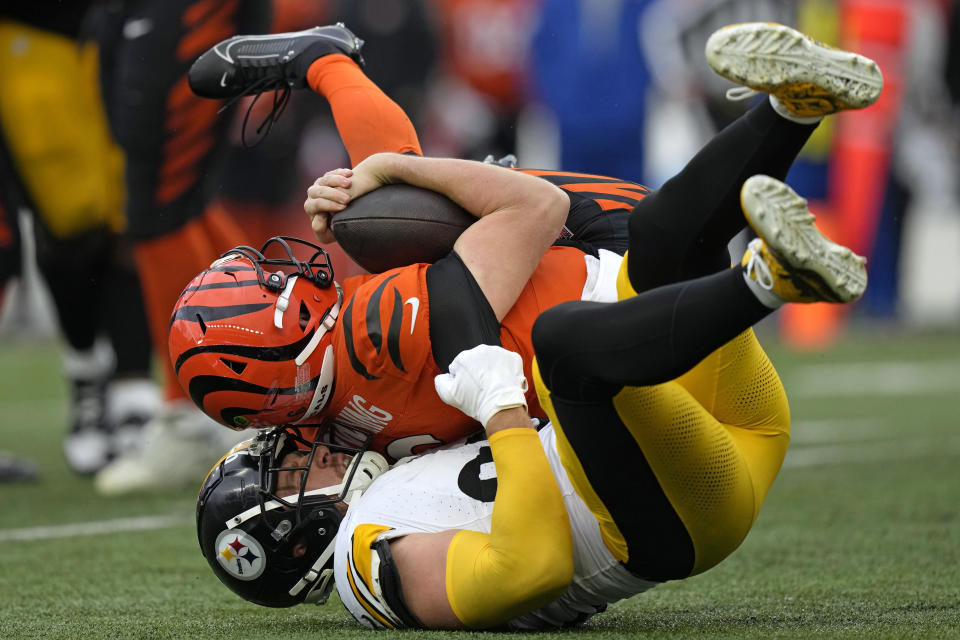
[434,345,529,428]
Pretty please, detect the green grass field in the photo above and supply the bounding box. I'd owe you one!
[1,329,958,639]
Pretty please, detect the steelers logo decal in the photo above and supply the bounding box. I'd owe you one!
[214,529,266,581]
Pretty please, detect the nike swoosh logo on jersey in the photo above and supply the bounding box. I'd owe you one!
[404,297,419,334]
[122,18,153,40]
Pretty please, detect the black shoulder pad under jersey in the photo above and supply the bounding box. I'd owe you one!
[371,538,426,629]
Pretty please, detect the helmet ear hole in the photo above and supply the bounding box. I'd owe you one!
[220,358,248,375]
[299,300,311,332]
[267,387,281,407]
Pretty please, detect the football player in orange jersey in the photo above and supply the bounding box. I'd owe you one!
[173,22,881,463]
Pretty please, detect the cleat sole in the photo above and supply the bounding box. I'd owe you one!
[706,22,883,117]
[742,175,868,303]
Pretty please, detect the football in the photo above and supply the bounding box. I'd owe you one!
[330,184,475,273]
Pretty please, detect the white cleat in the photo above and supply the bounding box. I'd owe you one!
[63,428,112,475]
[93,401,247,496]
[740,175,867,304]
[706,22,883,118]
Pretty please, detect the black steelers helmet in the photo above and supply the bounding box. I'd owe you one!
[196,425,388,607]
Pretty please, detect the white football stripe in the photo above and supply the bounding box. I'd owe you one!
[784,435,960,468]
[790,417,898,444]
[786,360,960,397]
[0,513,191,543]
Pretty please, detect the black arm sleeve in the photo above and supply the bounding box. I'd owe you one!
[426,251,501,372]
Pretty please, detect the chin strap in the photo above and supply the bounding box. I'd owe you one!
[295,283,342,366]
[341,451,390,505]
[289,538,337,603]
[274,276,299,329]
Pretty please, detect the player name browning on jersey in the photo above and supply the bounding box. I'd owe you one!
[334,395,393,445]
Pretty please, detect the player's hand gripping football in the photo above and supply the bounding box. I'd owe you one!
[304,153,398,243]
[434,345,529,432]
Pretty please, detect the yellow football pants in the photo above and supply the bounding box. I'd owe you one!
[536,326,790,579]
[0,20,124,237]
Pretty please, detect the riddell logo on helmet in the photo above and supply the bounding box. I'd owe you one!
[214,530,266,581]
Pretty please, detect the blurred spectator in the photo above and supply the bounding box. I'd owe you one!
[530,0,655,183]
[427,0,538,159]
[639,0,796,184]
[887,0,960,326]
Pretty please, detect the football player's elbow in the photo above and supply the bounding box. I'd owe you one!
[515,546,574,609]
[541,187,570,231]
[519,526,574,596]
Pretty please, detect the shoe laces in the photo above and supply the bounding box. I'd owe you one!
[744,238,774,290]
[72,381,105,432]
[726,86,759,102]
[220,76,292,147]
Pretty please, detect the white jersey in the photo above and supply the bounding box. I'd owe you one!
[334,424,657,630]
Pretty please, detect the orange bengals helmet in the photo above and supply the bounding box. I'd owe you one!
[169,237,342,430]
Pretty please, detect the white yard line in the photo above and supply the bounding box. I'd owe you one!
[784,435,960,468]
[0,513,192,543]
[786,360,960,398]
[4,358,957,541]
[789,418,893,444]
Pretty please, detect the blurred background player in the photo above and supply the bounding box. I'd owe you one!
[86,0,276,495]
[0,1,160,475]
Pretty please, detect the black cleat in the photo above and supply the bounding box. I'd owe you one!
[0,453,40,483]
[188,23,365,100]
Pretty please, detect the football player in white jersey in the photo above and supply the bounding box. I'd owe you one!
[195,22,881,629]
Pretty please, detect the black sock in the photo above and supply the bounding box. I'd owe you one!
[533,267,771,401]
[99,246,153,378]
[627,99,818,293]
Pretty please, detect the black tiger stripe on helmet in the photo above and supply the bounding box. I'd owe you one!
[169,237,342,430]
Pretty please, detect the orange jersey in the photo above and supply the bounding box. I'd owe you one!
[323,245,589,460]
